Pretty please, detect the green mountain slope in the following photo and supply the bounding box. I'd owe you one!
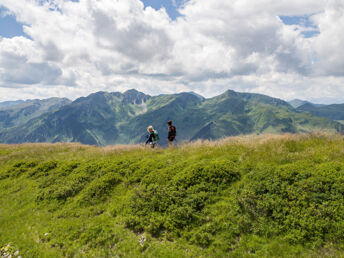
[0,90,149,145]
[297,102,344,121]
[0,98,71,130]
[0,89,343,145]
[120,92,206,143]
[1,134,344,257]
[288,99,325,108]
[190,90,342,140]
[0,100,26,108]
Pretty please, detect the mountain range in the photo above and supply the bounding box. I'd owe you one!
[288,99,325,108]
[0,98,71,129]
[296,103,344,123]
[0,89,343,145]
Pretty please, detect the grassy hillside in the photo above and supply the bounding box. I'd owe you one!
[297,103,344,121]
[1,133,344,257]
[0,98,71,130]
[1,90,343,146]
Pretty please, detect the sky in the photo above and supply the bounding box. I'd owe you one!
[0,0,343,104]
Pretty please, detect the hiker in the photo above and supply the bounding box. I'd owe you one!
[167,120,176,147]
[145,125,159,148]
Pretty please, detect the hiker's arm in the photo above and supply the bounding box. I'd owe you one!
[145,133,153,144]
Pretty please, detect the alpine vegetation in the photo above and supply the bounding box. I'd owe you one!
[1,133,344,257]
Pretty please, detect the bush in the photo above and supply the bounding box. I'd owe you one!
[236,161,344,244]
[37,172,91,202]
[3,160,38,178]
[173,160,240,191]
[79,224,119,249]
[75,173,121,205]
[36,160,120,203]
[126,160,241,238]
[28,161,58,178]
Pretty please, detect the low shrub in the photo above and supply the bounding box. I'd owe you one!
[28,160,58,178]
[75,173,121,205]
[126,160,241,238]
[2,160,38,178]
[237,161,344,245]
[2,134,344,257]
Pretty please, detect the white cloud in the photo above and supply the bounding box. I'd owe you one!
[0,36,63,85]
[0,0,343,103]
[311,0,344,76]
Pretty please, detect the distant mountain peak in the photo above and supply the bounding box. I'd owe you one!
[288,99,311,108]
[226,89,238,95]
[124,89,140,94]
[289,99,325,108]
[186,91,205,100]
[215,89,239,99]
[122,89,150,105]
[299,102,315,108]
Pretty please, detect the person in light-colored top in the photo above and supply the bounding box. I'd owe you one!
[145,125,159,148]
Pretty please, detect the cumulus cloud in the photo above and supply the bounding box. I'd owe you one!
[311,0,344,76]
[168,0,314,80]
[0,0,343,103]
[0,36,63,86]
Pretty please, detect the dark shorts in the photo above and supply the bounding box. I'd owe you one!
[168,136,175,142]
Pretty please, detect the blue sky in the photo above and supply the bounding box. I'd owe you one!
[0,0,184,39]
[0,8,26,38]
[279,15,320,38]
[141,0,184,20]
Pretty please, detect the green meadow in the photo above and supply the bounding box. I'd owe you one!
[1,133,344,257]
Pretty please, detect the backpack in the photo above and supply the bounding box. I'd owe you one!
[153,130,160,142]
[170,126,176,137]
